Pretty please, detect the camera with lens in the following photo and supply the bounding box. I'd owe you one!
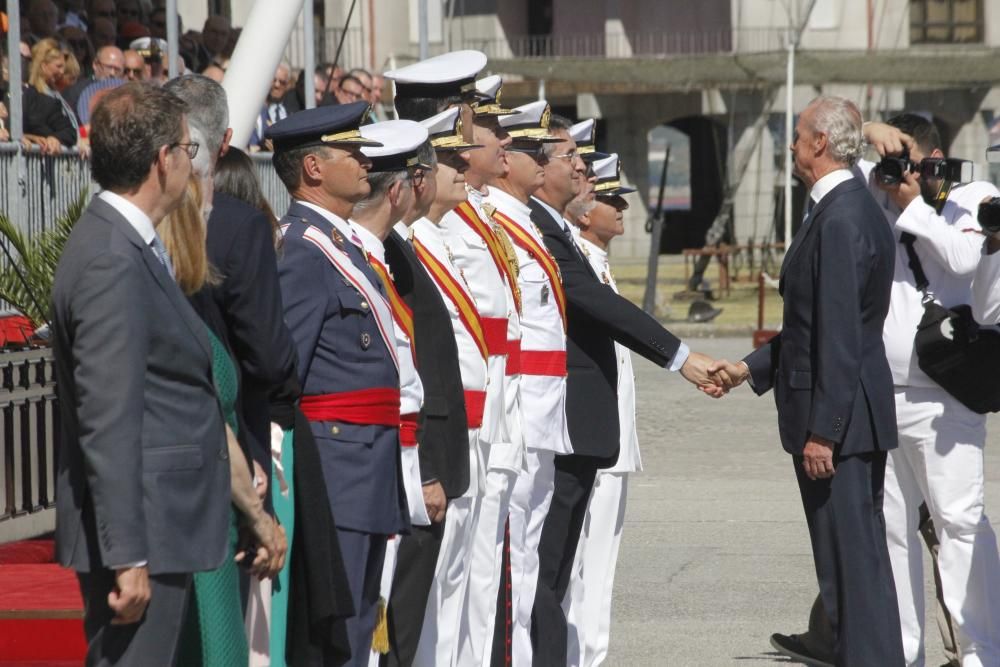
[916,158,974,183]
[874,149,914,186]
[979,197,1000,235]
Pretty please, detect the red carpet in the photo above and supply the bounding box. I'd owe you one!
[0,541,86,664]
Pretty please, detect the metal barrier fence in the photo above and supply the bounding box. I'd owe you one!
[0,346,58,542]
[0,144,288,238]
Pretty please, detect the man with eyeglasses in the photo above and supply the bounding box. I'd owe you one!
[249,62,293,152]
[52,82,228,667]
[64,44,123,121]
[122,49,145,81]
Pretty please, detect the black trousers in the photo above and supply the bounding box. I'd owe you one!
[795,450,905,667]
[530,454,599,667]
[381,520,446,667]
[77,570,191,667]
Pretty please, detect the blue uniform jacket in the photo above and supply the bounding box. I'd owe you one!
[277,201,409,535]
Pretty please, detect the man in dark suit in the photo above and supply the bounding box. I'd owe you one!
[380,141,471,667]
[163,74,297,513]
[52,83,231,666]
[711,95,904,666]
[528,113,721,667]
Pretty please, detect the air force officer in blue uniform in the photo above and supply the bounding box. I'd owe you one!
[269,102,410,666]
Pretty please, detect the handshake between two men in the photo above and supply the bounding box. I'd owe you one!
[678,352,838,483]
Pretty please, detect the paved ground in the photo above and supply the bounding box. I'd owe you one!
[603,337,1000,666]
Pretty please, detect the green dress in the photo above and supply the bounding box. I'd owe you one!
[176,329,249,667]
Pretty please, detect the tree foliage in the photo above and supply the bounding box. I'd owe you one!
[0,191,87,328]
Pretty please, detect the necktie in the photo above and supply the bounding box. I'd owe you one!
[150,235,175,280]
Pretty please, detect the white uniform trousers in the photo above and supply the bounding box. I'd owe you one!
[414,493,477,667]
[508,447,556,667]
[457,453,517,667]
[564,472,629,667]
[884,386,1000,667]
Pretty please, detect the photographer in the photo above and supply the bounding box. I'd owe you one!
[770,115,1000,667]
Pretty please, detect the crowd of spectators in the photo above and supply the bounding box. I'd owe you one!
[0,0,388,152]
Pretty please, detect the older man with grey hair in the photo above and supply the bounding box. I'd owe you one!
[162,74,296,524]
[711,95,905,666]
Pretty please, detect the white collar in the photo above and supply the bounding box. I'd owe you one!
[296,200,358,245]
[349,220,386,262]
[98,190,157,245]
[809,168,854,206]
[393,221,411,240]
[531,195,569,230]
[487,187,532,218]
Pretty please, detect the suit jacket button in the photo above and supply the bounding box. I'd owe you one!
[361,332,371,349]
[331,425,341,435]
[360,301,369,310]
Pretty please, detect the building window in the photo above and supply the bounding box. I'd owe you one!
[911,0,984,44]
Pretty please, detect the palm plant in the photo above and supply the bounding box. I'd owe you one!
[0,191,87,328]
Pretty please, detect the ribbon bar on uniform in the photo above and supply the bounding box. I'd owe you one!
[482,317,508,356]
[300,388,401,426]
[464,390,487,429]
[519,351,567,377]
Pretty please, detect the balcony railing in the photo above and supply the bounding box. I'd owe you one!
[462,28,787,60]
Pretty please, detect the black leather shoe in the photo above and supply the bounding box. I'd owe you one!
[769,633,834,667]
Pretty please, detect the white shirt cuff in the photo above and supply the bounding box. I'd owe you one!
[109,560,147,570]
[667,342,690,372]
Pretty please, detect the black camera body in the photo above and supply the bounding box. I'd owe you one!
[874,150,914,186]
[917,158,974,183]
[979,197,1000,235]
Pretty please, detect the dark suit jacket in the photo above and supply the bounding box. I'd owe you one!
[384,229,470,498]
[52,196,230,574]
[530,197,682,463]
[744,177,897,457]
[201,192,297,493]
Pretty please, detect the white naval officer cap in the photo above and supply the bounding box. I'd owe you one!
[473,75,518,117]
[592,153,637,197]
[419,107,483,151]
[384,50,489,101]
[568,118,609,162]
[498,101,561,142]
[360,120,432,172]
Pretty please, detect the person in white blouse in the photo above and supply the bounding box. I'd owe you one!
[972,217,1000,326]
[561,154,640,667]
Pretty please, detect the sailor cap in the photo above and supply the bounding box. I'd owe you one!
[419,107,482,151]
[361,120,432,172]
[385,50,489,101]
[499,101,561,143]
[473,75,518,117]
[568,118,609,162]
[265,101,382,152]
[593,153,637,197]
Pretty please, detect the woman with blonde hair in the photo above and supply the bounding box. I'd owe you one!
[22,38,77,153]
[159,175,287,666]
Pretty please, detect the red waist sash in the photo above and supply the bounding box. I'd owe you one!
[300,388,401,426]
[464,390,486,429]
[400,412,418,447]
[482,317,508,357]
[506,339,521,376]
[519,351,567,377]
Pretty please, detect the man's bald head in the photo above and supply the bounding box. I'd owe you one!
[123,50,146,81]
[93,45,124,79]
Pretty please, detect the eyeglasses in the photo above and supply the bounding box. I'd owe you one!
[170,142,200,159]
[548,150,578,162]
[124,67,144,77]
[96,61,123,74]
[408,167,428,186]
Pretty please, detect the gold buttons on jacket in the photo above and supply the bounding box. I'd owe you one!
[331,425,341,435]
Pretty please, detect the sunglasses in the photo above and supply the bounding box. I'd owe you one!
[124,67,144,77]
